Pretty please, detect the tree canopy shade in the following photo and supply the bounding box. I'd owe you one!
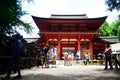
[0,0,33,35]
[105,0,120,11]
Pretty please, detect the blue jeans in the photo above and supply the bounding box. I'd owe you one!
[7,52,21,77]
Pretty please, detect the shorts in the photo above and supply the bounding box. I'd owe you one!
[52,56,56,61]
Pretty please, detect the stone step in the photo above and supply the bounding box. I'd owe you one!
[56,60,104,65]
[56,60,85,65]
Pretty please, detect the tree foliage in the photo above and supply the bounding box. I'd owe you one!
[98,21,110,36]
[105,0,120,11]
[0,0,33,35]
[99,20,120,37]
[109,20,120,36]
[105,0,120,42]
[0,0,33,56]
[115,20,120,40]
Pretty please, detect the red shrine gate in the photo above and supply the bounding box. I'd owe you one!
[32,14,107,60]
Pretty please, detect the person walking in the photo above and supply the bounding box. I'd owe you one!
[41,45,49,68]
[2,33,24,80]
[104,44,113,70]
[113,54,120,69]
[84,53,90,65]
[75,50,81,63]
[67,52,72,66]
[51,45,57,68]
[63,51,68,66]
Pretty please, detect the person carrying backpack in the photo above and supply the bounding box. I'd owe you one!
[2,33,24,80]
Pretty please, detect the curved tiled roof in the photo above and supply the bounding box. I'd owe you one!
[32,15,107,33]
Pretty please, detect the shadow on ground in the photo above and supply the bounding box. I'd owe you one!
[11,69,120,80]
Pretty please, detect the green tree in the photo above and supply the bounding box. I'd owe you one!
[109,20,120,36]
[105,0,120,41]
[99,20,120,37]
[116,20,120,40]
[105,0,120,11]
[0,0,33,35]
[98,21,110,36]
[0,0,33,56]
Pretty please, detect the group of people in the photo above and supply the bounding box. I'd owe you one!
[2,35,120,80]
[40,45,57,68]
[63,51,74,66]
[63,50,91,66]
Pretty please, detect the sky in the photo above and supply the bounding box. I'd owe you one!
[19,0,120,38]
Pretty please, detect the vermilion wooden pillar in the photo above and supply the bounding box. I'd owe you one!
[77,35,80,50]
[90,41,93,60]
[45,35,49,45]
[57,35,61,60]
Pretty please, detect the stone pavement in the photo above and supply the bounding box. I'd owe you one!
[1,65,120,80]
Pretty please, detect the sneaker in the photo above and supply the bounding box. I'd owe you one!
[13,75,22,79]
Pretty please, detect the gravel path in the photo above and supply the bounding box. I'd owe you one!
[2,65,119,80]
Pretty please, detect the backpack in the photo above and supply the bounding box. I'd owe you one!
[20,46,25,56]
